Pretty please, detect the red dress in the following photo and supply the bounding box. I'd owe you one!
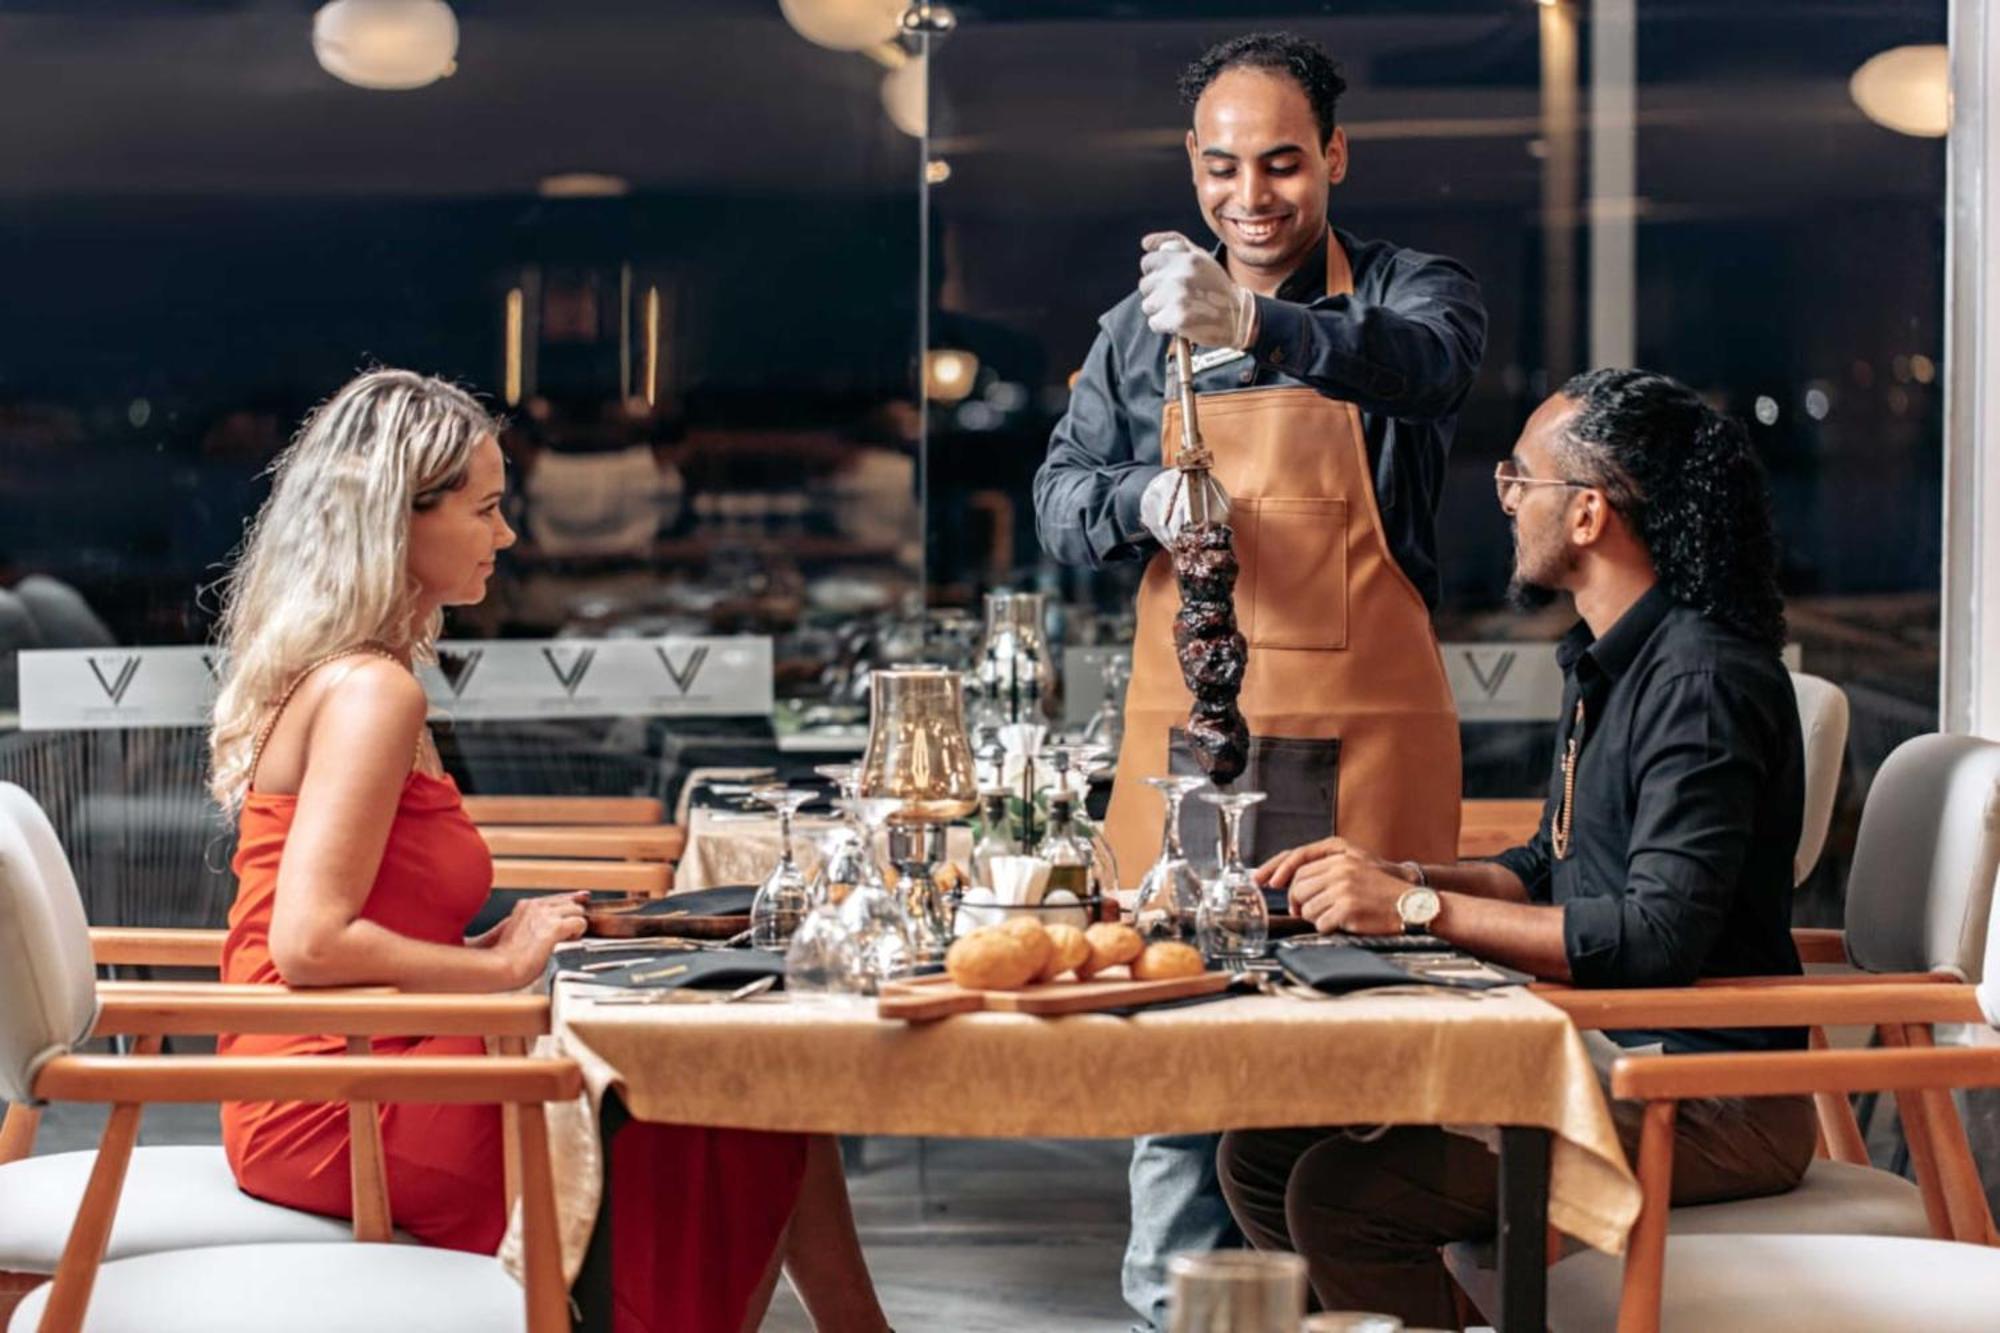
[219,770,808,1331]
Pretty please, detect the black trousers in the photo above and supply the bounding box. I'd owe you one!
[1218,1070,1816,1328]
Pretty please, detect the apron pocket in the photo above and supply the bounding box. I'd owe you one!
[1166,730,1339,871]
[1242,735,1339,864]
[1238,497,1349,651]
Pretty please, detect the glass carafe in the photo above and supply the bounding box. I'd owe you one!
[1133,775,1208,941]
[1196,789,1269,962]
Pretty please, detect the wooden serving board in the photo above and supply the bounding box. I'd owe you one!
[585,901,749,940]
[876,967,1230,1022]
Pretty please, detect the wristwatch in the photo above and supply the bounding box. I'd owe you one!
[1395,881,1441,934]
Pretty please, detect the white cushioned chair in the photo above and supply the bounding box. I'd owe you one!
[1454,732,2000,1321]
[0,785,362,1307]
[0,781,571,1332]
[1550,1026,2000,1332]
[1788,670,1849,885]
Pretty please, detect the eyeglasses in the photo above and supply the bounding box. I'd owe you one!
[1494,459,1589,514]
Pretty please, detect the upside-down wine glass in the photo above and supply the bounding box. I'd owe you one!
[748,786,815,950]
[1195,788,1269,963]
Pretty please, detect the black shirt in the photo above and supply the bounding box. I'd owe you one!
[1492,584,1806,1053]
[1031,228,1487,610]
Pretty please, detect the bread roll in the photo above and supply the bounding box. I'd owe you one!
[1077,922,1144,979]
[945,928,1038,991]
[1131,941,1205,981]
[1037,923,1091,982]
[998,916,1053,980]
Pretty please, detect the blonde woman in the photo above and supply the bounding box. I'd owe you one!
[209,369,887,1332]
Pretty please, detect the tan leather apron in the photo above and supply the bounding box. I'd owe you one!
[1103,236,1462,884]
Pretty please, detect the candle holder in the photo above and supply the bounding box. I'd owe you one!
[858,665,979,962]
[972,591,1059,726]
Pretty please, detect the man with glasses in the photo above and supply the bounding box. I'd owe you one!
[1031,31,1486,1329]
[1219,369,1815,1327]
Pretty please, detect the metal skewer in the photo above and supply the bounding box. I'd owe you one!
[1170,335,1231,529]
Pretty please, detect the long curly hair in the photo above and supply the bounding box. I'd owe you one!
[207,369,498,813]
[1553,368,1787,652]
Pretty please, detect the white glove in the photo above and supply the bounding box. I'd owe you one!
[1139,232,1259,351]
[1139,467,1191,547]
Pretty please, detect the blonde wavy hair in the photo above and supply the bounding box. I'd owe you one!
[208,369,499,813]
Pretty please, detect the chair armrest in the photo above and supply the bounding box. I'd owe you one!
[491,857,670,895]
[478,824,686,861]
[1792,926,1849,965]
[462,795,665,825]
[87,988,551,1039]
[1612,1043,2000,1102]
[1539,980,1979,1031]
[89,927,227,970]
[32,1053,581,1105]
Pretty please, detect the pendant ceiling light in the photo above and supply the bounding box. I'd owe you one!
[779,0,905,53]
[313,0,460,91]
[1850,44,1950,138]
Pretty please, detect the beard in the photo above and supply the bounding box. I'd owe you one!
[1506,575,1560,611]
[1506,526,1571,610]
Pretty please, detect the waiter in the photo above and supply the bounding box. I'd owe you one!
[1031,31,1487,1330]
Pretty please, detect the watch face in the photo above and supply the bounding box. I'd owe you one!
[1399,886,1441,927]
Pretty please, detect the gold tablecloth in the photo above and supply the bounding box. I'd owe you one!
[675,808,972,893]
[553,985,1639,1257]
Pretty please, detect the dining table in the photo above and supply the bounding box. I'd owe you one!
[529,969,1641,1333]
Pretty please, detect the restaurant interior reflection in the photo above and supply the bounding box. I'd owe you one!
[0,0,1976,1330]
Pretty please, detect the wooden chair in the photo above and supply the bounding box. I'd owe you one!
[1448,730,1989,1321]
[467,794,683,898]
[1546,733,2000,1227]
[1548,1037,2000,1332]
[0,782,553,1323]
[5,1005,577,1333]
[460,795,664,827]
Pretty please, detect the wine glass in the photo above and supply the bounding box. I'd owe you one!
[835,796,914,993]
[784,897,856,1005]
[809,763,864,907]
[1196,789,1269,963]
[1133,775,1209,941]
[748,786,815,950]
[1081,654,1131,752]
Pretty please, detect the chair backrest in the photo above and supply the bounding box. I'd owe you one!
[1790,670,1850,885]
[0,782,98,1103]
[1845,734,2000,979]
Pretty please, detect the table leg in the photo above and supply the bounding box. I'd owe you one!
[1497,1125,1550,1333]
[572,1090,632,1333]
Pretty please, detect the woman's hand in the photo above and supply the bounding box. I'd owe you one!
[496,892,590,985]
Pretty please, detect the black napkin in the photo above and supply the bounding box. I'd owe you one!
[1275,941,1526,994]
[571,948,787,991]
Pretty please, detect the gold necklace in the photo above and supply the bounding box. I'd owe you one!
[1551,699,1585,861]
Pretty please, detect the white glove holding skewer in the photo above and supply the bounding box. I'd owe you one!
[1139,232,1259,351]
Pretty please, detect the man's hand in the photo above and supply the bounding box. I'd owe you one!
[1139,233,1258,350]
[1138,468,1193,546]
[1290,850,1419,936]
[1256,837,1406,888]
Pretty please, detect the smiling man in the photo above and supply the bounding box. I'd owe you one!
[1032,31,1488,1331]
